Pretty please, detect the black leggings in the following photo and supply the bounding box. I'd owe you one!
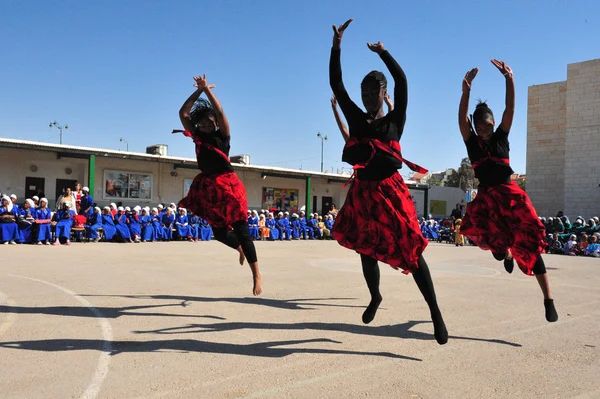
[212,221,258,263]
[361,254,440,312]
[492,252,547,274]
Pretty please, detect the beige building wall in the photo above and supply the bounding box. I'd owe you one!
[526,82,567,216]
[527,58,600,217]
[563,59,600,217]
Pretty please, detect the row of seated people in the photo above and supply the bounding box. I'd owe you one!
[542,216,600,236]
[246,210,334,241]
[545,231,600,257]
[0,197,213,245]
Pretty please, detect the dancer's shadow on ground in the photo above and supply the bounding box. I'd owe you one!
[80,294,364,311]
[133,320,521,347]
[0,337,419,360]
[0,303,224,320]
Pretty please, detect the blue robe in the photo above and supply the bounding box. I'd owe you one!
[35,208,53,242]
[86,212,103,239]
[141,215,155,241]
[175,215,191,238]
[17,207,36,243]
[79,194,94,217]
[326,219,334,232]
[266,218,279,240]
[128,214,142,238]
[162,213,175,240]
[291,219,301,239]
[55,209,75,239]
[189,216,200,239]
[101,214,117,240]
[199,218,212,241]
[115,213,132,239]
[308,219,322,238]
[299,217,313,239]
[247,216,259,240]
[0,207,19,243]
[151,214,164,240]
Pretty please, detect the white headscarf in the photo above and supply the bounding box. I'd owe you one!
[40,198,48,206]
[2,195,13,212]
[25,199,34,207]
[110,203,117,209]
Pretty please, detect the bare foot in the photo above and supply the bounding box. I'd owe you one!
[253,274,263,296]
[237,246,245,266]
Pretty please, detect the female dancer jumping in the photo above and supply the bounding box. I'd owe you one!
[458,61,558,322]
[330,18,447,344]
[176,75,262,296]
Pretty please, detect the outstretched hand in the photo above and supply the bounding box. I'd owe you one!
[366,41,385,54]
[331,95,337,108]
[332,18,353,45]
[491,59,513,78]
[462,68,478,91]
[193,74,216,90]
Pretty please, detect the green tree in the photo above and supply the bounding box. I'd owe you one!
[425,175,442,186]
[445,169,460,187]
[517,178,526,191]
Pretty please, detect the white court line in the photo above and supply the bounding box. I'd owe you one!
[8,274,113,399]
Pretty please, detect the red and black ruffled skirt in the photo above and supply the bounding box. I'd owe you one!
[460,182,546,275]
[178,171,248,229]
[333,173,427,273]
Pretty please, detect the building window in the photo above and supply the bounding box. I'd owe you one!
[104,170,152,200]
[183,179,193,197]
[262,187,299,213]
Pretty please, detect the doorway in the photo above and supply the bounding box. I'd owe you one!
[312,195,317,215]
[55,179,78,201]
[321,196,333,216]
[25,177,46,199]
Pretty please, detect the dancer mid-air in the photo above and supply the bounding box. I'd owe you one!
[176,75,262,296]
[329,18,448,345]
[458,61,558,322]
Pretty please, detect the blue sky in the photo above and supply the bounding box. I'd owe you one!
[1,0,598,176]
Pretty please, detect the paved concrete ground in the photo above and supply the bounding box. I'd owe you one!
[0,240,599,399]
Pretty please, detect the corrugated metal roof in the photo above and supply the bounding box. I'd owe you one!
[0,137,351,181]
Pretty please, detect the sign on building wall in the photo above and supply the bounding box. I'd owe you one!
[262,187,299,213]
[429,199,447,216]
[104,170,152,200]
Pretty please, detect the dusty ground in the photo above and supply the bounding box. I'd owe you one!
[0,240,598,399]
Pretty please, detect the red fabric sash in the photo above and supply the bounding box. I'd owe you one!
[172,129,231,163]
[472,137,510,170]
[342,138,427,188]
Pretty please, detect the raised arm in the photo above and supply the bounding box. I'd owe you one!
[179,79,217,134]
[491,59,515,133]
[330,19,363,123]
[367,42,406,123]
[179,88,203,133]
[459,68,478,141]
[195,75,230,137]
[331,95,349,142]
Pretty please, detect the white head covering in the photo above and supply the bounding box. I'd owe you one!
[94,206,101,212]
[144,206,150,213]
[134,206,141,212]
[292,213,298,218]
[118,206,125,211]
[170,203,176,208]
[152,207,158,213]
[1,195,12,212]
[110,203,117,209]
[247,210,251,214]
[103,206,110,211]
[125,206,131,211]
[25,199,34,207]
[284,211,289,215]
[32,196,39,201]
[10,194,17,200]
[259,214,265,219]
[40,198,48,205]
[278,212,283,216]
[179,207,186,212]
[158,204,164,209]
[83,187,90,192]
[251,210,258,215]
[166,207,173,214]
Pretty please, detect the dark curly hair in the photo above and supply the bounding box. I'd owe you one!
[472,100,494,125]
[361,70,387,89]
[189,98,217,132]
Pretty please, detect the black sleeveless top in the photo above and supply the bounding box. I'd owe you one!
[193,129,234,176]
[464,127,514,186]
